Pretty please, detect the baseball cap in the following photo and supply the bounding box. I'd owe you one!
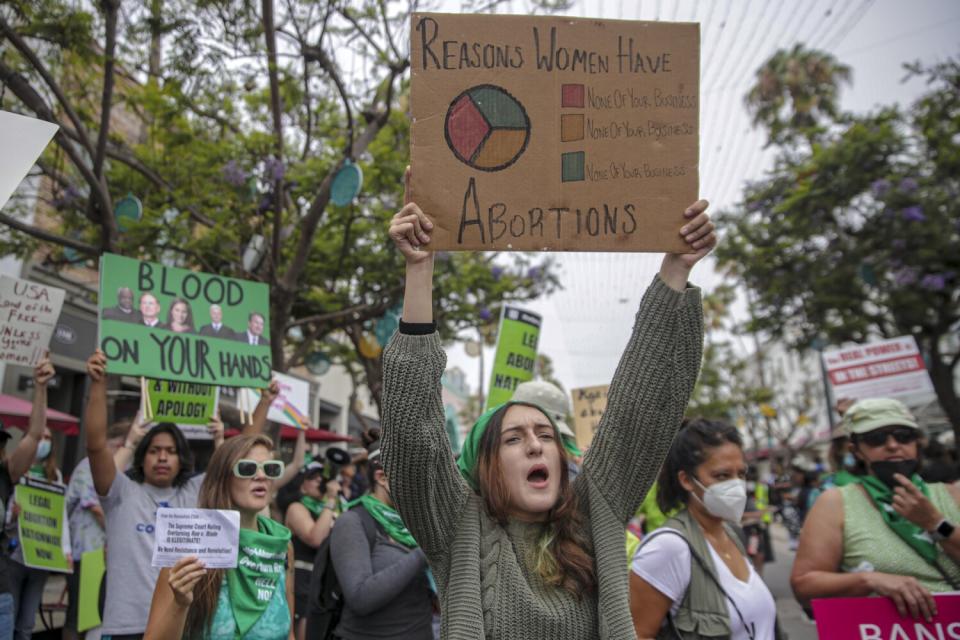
[840,398,919,436]
[512,380,576,440]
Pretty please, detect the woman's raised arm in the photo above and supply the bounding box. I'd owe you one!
[380,169,468,566]
[582,200,714,523]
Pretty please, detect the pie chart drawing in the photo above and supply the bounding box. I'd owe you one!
[444,85,531,172]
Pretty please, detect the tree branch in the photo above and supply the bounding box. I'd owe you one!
[285,285,402,330]
[0,16,96,158]
[0,213,99,255]
[0,51,115,249]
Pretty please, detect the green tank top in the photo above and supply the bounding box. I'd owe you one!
[840,482,960,591]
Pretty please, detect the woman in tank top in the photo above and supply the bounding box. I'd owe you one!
[792,398,960,621]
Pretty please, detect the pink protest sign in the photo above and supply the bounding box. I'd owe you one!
[812,595,960,639]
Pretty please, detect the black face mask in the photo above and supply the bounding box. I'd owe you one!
[870,459,920,489]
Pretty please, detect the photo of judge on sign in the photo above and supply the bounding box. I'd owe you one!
[101,287,143,324]
[198,304,238,340]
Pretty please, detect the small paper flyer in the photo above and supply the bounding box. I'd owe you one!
[151,508,241,569]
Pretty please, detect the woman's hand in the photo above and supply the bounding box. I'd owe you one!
[208,411,225,447]
[892,474,942,531]
[325,479,342,500]
[866,572,937,621]
[34,355,55,387]
[86,350,107,384]
[389,167,433,265]
[260,379,280,406]
[659,199,715,289]
[167,556,207,609]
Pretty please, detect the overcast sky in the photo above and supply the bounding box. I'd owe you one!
[436,0,960,397]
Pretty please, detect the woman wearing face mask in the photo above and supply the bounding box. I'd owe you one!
[3,359,61,640]
[382,170,714,638]
[144,434,294,639]
[629,419,781,640]
[791,398,960,621]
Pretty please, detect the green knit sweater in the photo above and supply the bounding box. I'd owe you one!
[381,275,704,639]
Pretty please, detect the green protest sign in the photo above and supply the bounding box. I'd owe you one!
[485,306,541,410]
[144,378,219,424]
[78,548,105,632]
[15,477,71,573]
[99,253,272,387]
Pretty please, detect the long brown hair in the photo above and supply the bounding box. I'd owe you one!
[477,405,596,598]
[184,434,274,639]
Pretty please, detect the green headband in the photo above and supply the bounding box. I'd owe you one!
[456,401,575,491]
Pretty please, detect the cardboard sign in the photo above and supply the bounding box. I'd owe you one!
[812,595,960,640]
[15,477,72,573]
[410,13,699,253]
[0,111,58,211]
[152,508,240,569]
[240,371,312,429]
[485,306,541,410]
[99,253,272,387]
[571,384,609,450]
[77,548,105,632]
[0,275,66,366]
[822,336,935,401]
[144,377,219,425]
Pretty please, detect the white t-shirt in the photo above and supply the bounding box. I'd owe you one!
[631,528,776,640]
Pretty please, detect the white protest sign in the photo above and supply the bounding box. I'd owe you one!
[240,371,312,429]
[151,508,240,569]
[822,336,934,401]
[0,276,66,366]
[0,111,58,211]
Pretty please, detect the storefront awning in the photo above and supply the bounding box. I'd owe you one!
[0,393,80,435]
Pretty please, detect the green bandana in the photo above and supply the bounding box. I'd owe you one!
[831,469,857,488]
[854,473,939,565]
[562,436,583,458]
[300,495,325,518]
[226,516,291,638]
[456,401,562,491]
[354,494,417,548]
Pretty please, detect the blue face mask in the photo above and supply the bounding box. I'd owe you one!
[37,440,51,461]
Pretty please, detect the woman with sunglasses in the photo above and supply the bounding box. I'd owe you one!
[792,398,960,621]
[144,434,294,639]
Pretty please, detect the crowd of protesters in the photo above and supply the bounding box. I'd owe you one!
[0,181,958,640]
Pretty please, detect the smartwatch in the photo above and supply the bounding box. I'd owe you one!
[930,519,955,542]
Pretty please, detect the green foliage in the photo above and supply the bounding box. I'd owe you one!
[720,55,960,436]
[1,0,562,415]
[745,44,852,146]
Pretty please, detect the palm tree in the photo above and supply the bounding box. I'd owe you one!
[745,44,852,146]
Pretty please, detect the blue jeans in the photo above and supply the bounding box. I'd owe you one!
[0,592,14,640]
[7,560,47,640]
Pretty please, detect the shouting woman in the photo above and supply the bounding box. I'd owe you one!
[380,170,714,638]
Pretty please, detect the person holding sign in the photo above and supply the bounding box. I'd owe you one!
[84,350,272,639]
[380,170,713,639]
[629,419,781,640]
[791,398,960,621]
[0,357,55,640]
[143,434,294,640]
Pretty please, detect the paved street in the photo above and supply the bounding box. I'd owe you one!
[764,524,817,640]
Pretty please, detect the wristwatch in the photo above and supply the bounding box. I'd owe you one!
[929,519,955,542]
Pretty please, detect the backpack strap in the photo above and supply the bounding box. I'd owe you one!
[353,504,381,552]
[638,529,756,640]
